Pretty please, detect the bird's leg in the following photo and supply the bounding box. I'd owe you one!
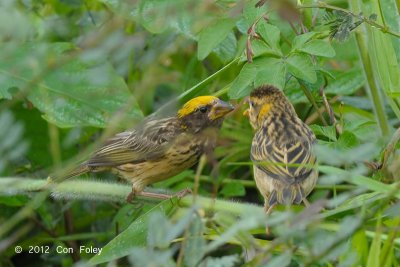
[264,203,276,236]
[127,188,192,203]
[126,187,137,203]
[265,203,276,215]
[302,198,310,207]
[137,191,172,200]
[173,188,192,198]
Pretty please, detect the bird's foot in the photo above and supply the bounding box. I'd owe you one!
[302,198,310,207]
[126,190,136,203]
[174,188,192,199]
[126,188,192,203]
[264,204,276,236]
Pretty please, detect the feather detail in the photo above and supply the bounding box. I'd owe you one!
[61,164,90,179]
[248,85,318,207]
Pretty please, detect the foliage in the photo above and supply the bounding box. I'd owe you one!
[0,0,400,266]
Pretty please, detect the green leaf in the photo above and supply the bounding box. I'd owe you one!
[183,214,206,267]
[0,111,28,174]
[335,131,359,149]
[0,195,29,206]
[197,18,236,60]
[0,43,143,128]
[0,3,34,42]
[266,251,292,267]
[367,217,381,267]
[367,19,400,118]
[292,32,317,49]
[243,0,265,27]
[380,0,400,60]
[228,62,257,99]
[204,255,239,267]
[257,23,281,52]
[111,204,145,233]
[220,182,246,197]
[352,230,369,266]
[229,57,287,99]
[319,166,400,198]
[369,13,378,21]
[254,58,286,89]
[213,32,237,63]
[325,68,365,95]
[310,125,337,141]
[286,53,317,83]
[138,0,172,34]
[298,39,336,57]
[250,39,279,58]
[89,197,178,264]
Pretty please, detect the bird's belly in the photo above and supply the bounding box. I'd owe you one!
[113,146,200,191]
[253,167,318,202]
[253,166,278,198]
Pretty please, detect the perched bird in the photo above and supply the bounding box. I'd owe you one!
[63,96,234,201]
[244,85,318,213]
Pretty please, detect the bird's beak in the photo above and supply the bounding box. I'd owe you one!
[243,109,249,117]
[209,100,234,120]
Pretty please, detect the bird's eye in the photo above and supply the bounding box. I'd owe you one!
[199,106,207,113]
[249,101,255,108]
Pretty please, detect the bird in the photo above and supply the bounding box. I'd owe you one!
[61,96,234,202]
[244,85,318,214]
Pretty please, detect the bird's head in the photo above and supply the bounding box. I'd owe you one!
[177,96,234,132]
[243,85,294,129]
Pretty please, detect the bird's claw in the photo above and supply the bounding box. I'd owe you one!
[174,188,192,199]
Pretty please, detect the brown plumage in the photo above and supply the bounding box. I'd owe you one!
[244,85,318,213]
[63,96,234,201]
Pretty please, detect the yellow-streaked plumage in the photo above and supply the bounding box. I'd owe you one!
[245,85,318,212]
[62,96,234,201]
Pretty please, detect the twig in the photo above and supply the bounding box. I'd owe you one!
[319,85,342,136]
[63,207,80,262]
[305,96,339,124]
[297,1,400,38]
[299,82,328,126]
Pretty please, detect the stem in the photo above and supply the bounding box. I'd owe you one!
[0,178,263,216]
[199,175,355,190]
[178,57,241,103]
[349,0,391,137]
[299,82,328,126]
[48,122,62,168]
[397,0,400,15]
[377,0,386,27]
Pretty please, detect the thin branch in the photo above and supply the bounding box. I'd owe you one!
[319,85,342,136]
[299,82,328,126]
[297,1,400,38]
[63,207,80,262]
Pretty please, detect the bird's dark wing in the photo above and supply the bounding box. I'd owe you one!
[251,128,316,185]
[86,118,181,167]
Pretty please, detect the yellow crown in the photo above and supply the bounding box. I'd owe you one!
[178,96,218,117]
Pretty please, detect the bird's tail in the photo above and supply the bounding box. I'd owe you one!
[48,164,90,183]
[268,185,305,206]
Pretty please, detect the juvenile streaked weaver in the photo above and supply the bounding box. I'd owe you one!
[244,85,318,214]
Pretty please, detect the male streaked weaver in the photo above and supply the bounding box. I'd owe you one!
[62,96,234,202]
[244,85,318,214]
